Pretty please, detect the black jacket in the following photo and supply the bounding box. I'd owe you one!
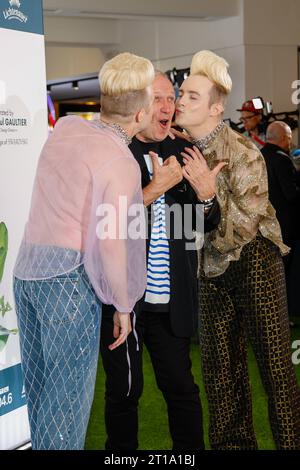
[103,136,220,338]
[261,143,300,245]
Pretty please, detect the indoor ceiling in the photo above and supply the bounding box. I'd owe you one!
[43,0,239,21]
[44,0,240,101]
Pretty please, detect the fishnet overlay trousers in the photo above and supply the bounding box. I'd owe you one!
[199,235,300,450]
[14,266,101,450]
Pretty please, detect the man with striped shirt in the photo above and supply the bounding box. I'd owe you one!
[100,72,221,450]
[144,153,171,305]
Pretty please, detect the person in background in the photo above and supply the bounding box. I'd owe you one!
[100,71,223,451]
[13,52,155,450]
[291,148,300,187]
[175,49,300,450]
[237,100,266,149]
[261,121,299,247]
[262,121,300,325]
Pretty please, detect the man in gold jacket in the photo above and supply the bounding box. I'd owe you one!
[175,50,300,450]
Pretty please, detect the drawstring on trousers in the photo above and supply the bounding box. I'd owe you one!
[126,310,139,397]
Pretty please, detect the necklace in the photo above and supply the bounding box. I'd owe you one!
[192,121,225,152]
[97,118,132,146]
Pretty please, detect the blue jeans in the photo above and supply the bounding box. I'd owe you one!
[13,265,101,450]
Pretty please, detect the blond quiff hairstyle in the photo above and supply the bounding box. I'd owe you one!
[190,50,232,106]
[99,52,154,120]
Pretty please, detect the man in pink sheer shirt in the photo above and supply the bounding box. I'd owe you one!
[13,52,154,450]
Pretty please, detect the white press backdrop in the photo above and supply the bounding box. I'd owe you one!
[0,0,47,449]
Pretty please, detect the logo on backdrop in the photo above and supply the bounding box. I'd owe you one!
[10,0,21,7]
[3,0,28,23]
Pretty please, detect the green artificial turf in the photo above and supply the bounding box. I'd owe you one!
[85,322,300,450]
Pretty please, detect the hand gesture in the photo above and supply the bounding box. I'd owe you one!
[109,311,132,351]
[169,127,192,142]
[143,151,183,206]
[181,146,227,201]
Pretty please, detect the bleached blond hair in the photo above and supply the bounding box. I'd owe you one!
[99,52,154,120]
[190,50,232,106]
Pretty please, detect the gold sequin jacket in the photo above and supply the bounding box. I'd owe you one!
[200,124,289,277]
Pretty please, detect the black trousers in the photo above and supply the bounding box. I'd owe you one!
[100,308,204,450]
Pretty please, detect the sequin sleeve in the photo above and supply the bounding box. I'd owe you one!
[212,148,270,253]
[203,131,289,277]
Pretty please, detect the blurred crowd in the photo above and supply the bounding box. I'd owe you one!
[237,100,300,321]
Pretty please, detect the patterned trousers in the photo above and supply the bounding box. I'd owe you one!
[199,235,300,449]
[13,265,101,450]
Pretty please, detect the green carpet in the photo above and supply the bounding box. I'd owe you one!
[85,322,300,450]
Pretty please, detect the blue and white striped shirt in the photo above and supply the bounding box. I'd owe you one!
[144,154,170,305]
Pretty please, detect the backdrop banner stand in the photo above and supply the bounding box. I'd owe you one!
[0,0,47,450]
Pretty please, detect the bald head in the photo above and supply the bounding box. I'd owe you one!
[266,121,292,153]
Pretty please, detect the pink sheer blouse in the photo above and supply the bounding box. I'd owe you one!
[14,115,147,313]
